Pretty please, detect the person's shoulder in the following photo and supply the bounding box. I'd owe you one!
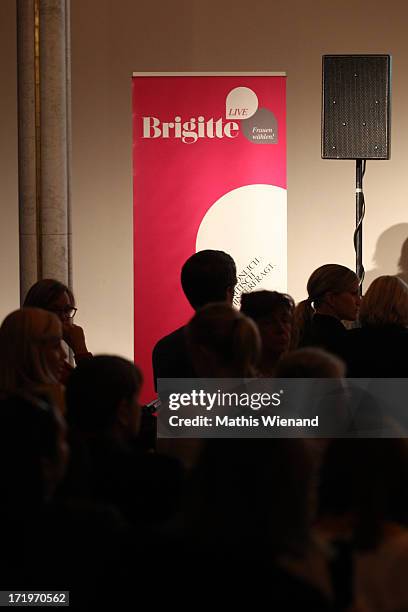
[310,315,346,343]
[153,325,187,353]
[152,324,194,387]
[154,325,186,349]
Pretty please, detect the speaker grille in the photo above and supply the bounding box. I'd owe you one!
[322,55,391,159]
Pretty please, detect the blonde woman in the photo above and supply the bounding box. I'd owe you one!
[293,264,360,359]
[0,308,67,411]
[345,275,408,376]
[157,303,261,469]
[187,302,261,378]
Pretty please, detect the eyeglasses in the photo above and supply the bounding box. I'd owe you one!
[50,306,77,319]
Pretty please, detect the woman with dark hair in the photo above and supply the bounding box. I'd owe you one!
[24,279,91,380]
[64,355,183,525]
[293,264,360,359]
[240,290,294,375]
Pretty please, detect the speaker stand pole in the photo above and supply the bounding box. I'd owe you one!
[355,159,364,291]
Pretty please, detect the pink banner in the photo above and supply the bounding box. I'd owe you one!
[133,73,287,403]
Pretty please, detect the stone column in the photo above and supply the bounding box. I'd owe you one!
[17,0,38,301]
[17,0,71,303]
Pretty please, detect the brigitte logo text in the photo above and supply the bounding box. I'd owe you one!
[142,116,239,144]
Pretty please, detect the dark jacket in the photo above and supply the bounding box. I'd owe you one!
[344,325,408,377]
[152,325,196,391]
[300,314,348,360]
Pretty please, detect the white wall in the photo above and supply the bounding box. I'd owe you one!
[2,0,408,359]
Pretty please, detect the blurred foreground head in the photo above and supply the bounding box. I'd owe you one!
[66,355,143,440]
[275,347,346,378]
[188,438,318,557]
[187,302,261,377]
[0,308,66,396]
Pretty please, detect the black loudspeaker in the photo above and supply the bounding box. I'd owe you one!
[322,55,391,159]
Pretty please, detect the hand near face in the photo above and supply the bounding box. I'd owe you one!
[48,290,91,360]
[62,320,89,357]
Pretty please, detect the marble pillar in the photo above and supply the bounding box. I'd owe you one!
[17,0,38,301]
[17,0,71,302]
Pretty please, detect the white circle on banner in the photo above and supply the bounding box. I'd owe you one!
[196,184,287,307]
[226,87,258,120]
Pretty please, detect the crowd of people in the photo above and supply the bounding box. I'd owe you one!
[1,252,408,610]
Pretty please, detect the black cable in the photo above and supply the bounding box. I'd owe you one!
[353,185,366,288]
[354,192,365,287]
